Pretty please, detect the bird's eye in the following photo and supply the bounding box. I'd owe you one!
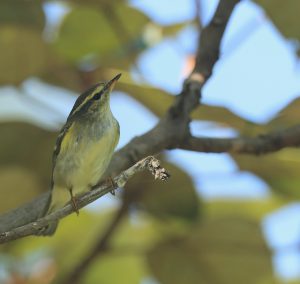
[93,92,101,100]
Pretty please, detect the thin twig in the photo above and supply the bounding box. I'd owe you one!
[194,0,203,30]
[0,156,169,244]
[0,0,241,233]
[62,1,240,282]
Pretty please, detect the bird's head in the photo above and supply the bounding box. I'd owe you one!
[68,73,121,120]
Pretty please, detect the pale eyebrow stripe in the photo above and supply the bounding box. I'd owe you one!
[67,83,105,119]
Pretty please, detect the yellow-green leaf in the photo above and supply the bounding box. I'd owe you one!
[148,217,273,284]
[233,148,300,198]
[255,0,300,41]
[125,161,200,221]
[0,26,47,84]
[0,0,45,31]
[54,7,119,62]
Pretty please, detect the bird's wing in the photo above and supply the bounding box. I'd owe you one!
[50,119,74,188]
[50,82,104,187]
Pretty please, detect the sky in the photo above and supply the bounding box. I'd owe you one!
[0,0,300,280]
[131,0,300,278]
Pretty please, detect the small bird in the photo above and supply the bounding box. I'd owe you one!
[40,74,121,236]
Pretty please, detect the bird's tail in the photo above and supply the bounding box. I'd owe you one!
[37,185,69,236]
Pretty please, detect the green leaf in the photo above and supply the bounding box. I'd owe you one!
[72,0,123,6]
[6,210,151,283]
[255,0,300,41]
[267,97,300,129]
[0,0,45,31]
[114,4,150,38]
[39,53,83,91]
[0,166,42,213]
[125,161,200,222]
[192,104,259,134]
[54,7,119,62]
[162,22,195,37]
[6,210,118,277]
[83,254,146,284]
[117,81,173,117]
[0,122,56,185]
[148,217,273,284]
[0,122,56,212]
[118,80,254,131]
[233,148,300,198]
[204,197,287,221]
[0,26,47,84]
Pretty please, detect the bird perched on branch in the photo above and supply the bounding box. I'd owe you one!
[40,74,121,236]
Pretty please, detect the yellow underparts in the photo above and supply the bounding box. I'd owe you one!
[49,121,119,214]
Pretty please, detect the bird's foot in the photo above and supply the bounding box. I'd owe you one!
[90,177,118,195]
[69,188,79,216]
[107,176,118,195]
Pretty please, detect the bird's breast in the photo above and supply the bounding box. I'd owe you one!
[53,116,119,195]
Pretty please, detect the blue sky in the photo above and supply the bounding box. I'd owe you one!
[131,0,300,278]
[0,0,300,280]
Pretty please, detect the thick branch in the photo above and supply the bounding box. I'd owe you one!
[0,0,241,236]
[180,125,300,154]
[0,157,169,244]
[192,0,239,77]
[62,2,240,282]
[107,0,241,176]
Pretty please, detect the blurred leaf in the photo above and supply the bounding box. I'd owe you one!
[0,122,56,186]
[255,0,300,41]
[162,22,195,37]
[39,53,83,91]
[125,161,200,222]
[205,197,287,221]
[0,166,42,213]
[72,0,123,5]
[114,214,160,249]
[0,26,47,84]
[233,148,300,198]
[0,0,45,31]
[54,3,150,65]
[192,104,258,134]
[83,254,146,284]
[117,81,173,117]
[266,97,300,129]
[8,210,114,274]
[148,217,273,284]
[118,80,258,134]
[54,7,119,62]
[113,3,149,38]
[7,210,151,284]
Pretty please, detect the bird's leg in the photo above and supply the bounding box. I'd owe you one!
[69,187,79,216]
[108,176,117,196]
[90,177,118,195]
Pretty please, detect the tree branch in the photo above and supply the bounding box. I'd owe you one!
[0,0,241,238]
[62,1,240,282]
[179,124,300,154]
[0,156,169,244]
[106,0,241,177]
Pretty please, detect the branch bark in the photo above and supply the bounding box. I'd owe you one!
[0,0,242,235]
[106,0,241,177]
[180,124,300,154]
[62,1,240,283]
[0,156,169,244]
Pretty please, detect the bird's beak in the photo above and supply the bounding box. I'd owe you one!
[105,73,122,92]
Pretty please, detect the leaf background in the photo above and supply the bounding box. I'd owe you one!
[0,0,300,283]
